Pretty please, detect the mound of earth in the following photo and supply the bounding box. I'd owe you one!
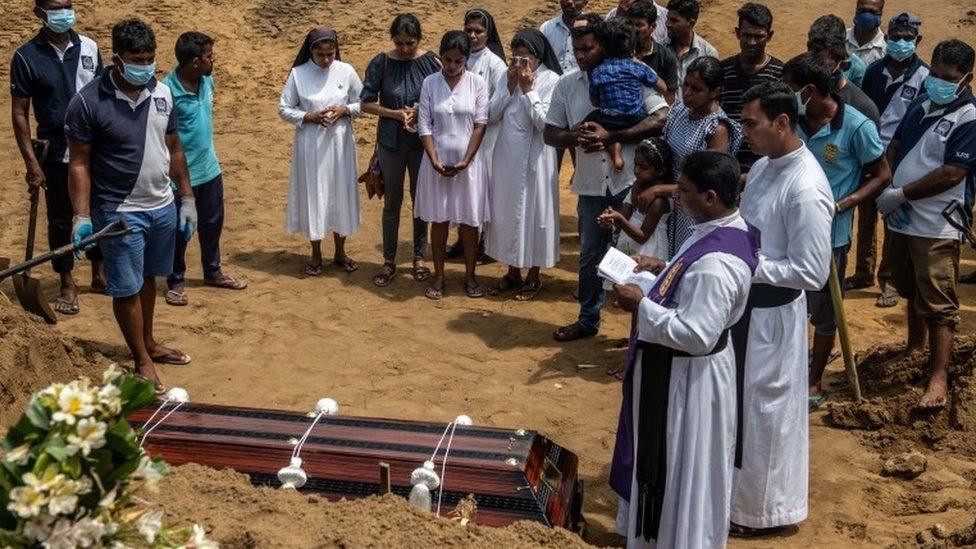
[824,336,976,458]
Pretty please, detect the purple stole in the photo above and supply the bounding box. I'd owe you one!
[608,225,759,541]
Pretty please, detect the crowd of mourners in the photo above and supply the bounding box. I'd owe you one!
[10,0,976,546]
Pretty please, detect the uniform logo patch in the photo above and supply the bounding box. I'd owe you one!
[934,119,954,137]
[900,85,917,101]
[824,143,840,164]
[81,55,94,71]
[154,97,169,113]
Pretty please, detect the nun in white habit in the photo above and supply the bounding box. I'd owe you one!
[279,27,363,276]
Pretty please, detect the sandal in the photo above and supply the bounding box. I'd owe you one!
[333,256,360,273]
[553,321,597,342]
[729,523,786,539]
[425,282,445,300]
[875,285,900,308]
[204,273,249,290]
[54,295,80,315]
[413,257,432,282]
[373,264,396,287]
[844,274,874,291]
[489,273,522,296]
[165,289,188,307]
[515,281,543,301]
[465,282,485,299]
[151,346,192,366]
[305,262,323,277]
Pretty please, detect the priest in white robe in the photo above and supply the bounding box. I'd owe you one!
[729,82,833,536]
[611,150,758,549]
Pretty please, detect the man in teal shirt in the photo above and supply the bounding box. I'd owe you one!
[164,31,246,305]
[783,52,891,409]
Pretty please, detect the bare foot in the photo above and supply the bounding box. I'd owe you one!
[917,378,948,410]
[135,363,165,392]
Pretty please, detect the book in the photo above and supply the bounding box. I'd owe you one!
[598,247,638,285]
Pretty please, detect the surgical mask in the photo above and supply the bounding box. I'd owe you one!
[924,75,964,105]
[120,60,156,86]
[44,9,75,33]
[886,39,916,62]
[853,12,881,31]
[795,89,810,116]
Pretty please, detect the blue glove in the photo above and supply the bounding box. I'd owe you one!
[178,196,197,242]
[876,187,907,216]
[71,215,93,259]
[886,203,913,230]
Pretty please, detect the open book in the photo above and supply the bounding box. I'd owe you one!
[598,247,638,285]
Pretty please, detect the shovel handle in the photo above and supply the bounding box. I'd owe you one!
[942,200,976,247]
[0,219,132,282]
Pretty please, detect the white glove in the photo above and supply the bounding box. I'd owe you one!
[876,187,907,216]
[178,196,198,241]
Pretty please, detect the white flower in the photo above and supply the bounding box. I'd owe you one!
[98,487,117,510]
[7,484,46,518]
[51,384,95,425]
[22,515,55,541]
[72,516,108,547]
[3,443,30,465]
[97,384,122,415]
[42,518,79,549]
[46,477,92,516]
[136,508,163,543]
[132,455,164,491]
[180,524,218,549]
[101,363,122,385]
[40,382,66,401]
[66,418,107,456]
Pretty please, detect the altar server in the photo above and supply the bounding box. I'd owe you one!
[610,150,758,549]
[729,81,833,537]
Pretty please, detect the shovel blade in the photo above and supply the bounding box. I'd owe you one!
[13,273,57,325]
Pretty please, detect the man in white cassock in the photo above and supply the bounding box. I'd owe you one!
[728,81,833,537]
[610,149,759,549]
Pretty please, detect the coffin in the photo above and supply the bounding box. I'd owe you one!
[130,403,584,530]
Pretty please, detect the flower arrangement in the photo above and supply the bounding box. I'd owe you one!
[0,365,216,548]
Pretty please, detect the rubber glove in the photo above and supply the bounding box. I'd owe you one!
[71,215,93,259]
[178,196,197,242]
[886,203,913,230]
[876,187,907,216]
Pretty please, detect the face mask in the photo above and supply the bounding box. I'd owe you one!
[829,71,843,90]
[795,89,810,116]
[924,75,964,105]
[44,8,75,33]
[886,39,916,62]
[853,12,881,31]
[120,60,156,86]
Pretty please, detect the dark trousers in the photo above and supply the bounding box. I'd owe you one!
[42,162,101,274]
[377,145,427,262]
[168,175,224,289]
[853,200,892,286]
[577,186,630,333]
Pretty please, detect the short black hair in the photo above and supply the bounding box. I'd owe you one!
[174,31,214,66]
[807,15,848,63]
[572,13,604,38]
[782,51,832,96]
[112,18,156,55]
[933,39,975,74]
[601,20,637,58]
[439,30,470,57]
[686,55,723,89]
[742,80,798,128]
[682,150,741,208]
[635,136,674,180]
[666,0,700,21]
[626,0,659,24]
[390,13,422,39]
[737,3,773,31]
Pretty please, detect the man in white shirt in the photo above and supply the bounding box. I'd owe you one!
[544,16,669,342]
[845,0,886,67]
[665,0,719,98]
[607,0,669,46]
[729,81,833,537]
[540,0,589,74]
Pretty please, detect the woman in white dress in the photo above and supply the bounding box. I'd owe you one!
[278,27,362,276]
[485,29,563,301]
[415,31,490,300]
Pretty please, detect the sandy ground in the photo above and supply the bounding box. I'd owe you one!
[1,0,975,546]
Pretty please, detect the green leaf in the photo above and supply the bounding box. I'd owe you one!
[105,420,140,460]
[64,454,82,478]
[118,375,155,415]
[44,435,68,463]
[23,399,50,431]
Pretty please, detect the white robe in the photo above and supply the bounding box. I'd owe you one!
[618,212,753,549]
[731,145,833,528]
[278,60,362,240]
[466,48,507,176]
[484,67,561,268]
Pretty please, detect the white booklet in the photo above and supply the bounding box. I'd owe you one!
[598,247,638,285]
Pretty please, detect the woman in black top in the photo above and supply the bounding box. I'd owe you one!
[361,13,441,287]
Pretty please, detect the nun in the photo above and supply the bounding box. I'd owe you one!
[278,27,363,276]
[485,29,563,301]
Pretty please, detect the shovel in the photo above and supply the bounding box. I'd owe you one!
[942,200,976,248]
[0,219,131,285]
[12,188,57,323]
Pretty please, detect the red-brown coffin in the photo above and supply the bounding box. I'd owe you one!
[130,403,584,530]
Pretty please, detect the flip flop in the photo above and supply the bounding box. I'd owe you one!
[373,264,396,287]
[875,286,900,308]
[165,289,188,307]
[151,347,192,366]
[465,283,485,299]
[333,257,360,273]
[553,322,597,342]
[413,258,432,282]
[204,274,249,290]
[53,295,80,315]
[425,283,444,300]
[489,273,522,296]
[305,262,323,277]
[515,281,543,302]
[808,393,828,412]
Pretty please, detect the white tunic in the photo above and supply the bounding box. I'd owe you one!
[731,144,833,528]
[619,211,753,549]
[466,48,507,176]
[485,67,561,268]
[278,60,362,240]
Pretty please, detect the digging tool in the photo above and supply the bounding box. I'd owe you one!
[942,200,976,248]
[8,139,55,323]
[0,140,49,272]
[829,256,862,401]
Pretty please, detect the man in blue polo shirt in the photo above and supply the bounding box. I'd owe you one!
[783,52,890,409]
[11,0,104,315]
[163,31,247,307]
[877,39,976,410]
[65,18,198,391]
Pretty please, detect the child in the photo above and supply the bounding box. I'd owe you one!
[583,21,667,170]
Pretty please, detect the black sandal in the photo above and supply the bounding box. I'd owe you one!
[489,273,522,296]
[373,263,396,287]
[553,322,597,342]
[413,257,432,282]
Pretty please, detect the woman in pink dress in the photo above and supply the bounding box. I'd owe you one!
[415,31,490,300]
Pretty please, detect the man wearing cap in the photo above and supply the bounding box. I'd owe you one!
[846,0,886,68]
[851,12,930,302]
[877,39,976,410]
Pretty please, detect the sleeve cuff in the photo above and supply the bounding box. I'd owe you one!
[524,90,541,104]
[636,296,667,343]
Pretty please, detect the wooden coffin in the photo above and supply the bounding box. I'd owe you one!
[130,403,584,530]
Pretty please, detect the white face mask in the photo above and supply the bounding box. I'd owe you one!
[795,88,810,116]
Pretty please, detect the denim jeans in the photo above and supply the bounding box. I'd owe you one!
[377,145,427,262]
[577,186,630,333]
